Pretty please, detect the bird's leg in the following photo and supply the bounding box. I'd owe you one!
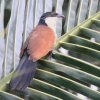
[47,50,53,60]
[47,49,58,60]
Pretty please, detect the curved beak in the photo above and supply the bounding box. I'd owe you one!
[57,14,65,19]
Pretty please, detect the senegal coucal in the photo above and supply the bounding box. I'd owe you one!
[9,12,64,90]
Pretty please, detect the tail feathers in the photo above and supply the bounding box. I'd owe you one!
[9,55,37,91]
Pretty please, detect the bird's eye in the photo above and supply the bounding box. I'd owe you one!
[51,13,58,17]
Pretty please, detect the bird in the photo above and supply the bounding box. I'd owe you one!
[9,12,64,91]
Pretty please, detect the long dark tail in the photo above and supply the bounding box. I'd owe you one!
[9,54,37,91]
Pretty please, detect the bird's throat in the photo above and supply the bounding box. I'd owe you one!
[45,17,57,33]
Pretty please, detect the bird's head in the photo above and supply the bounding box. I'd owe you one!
[39,12,65,32]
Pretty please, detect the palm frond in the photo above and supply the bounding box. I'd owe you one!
[0,0,100,99]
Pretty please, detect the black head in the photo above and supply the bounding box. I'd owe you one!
[39,12,64,25]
